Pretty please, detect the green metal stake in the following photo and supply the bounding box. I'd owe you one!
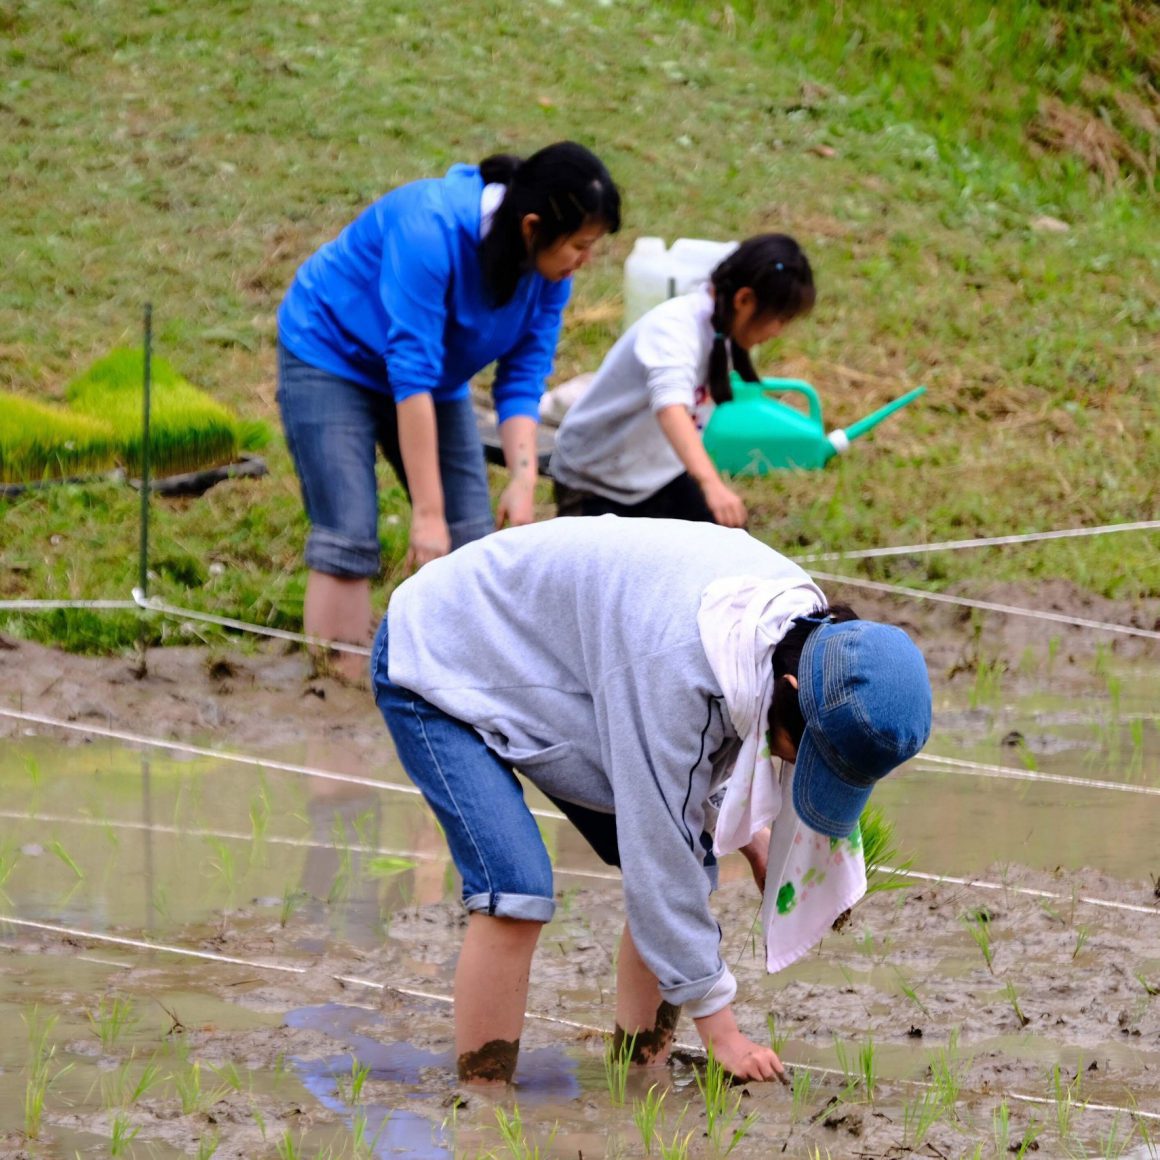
[136,304,153,676]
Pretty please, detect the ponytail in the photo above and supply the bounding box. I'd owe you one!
[479,141,621,305]
[706,234,816,405]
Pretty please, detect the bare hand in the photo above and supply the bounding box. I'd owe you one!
[495,478,536,529]
[694,1006,789,1085]
[739,827,771,894]
[702,478,748,528]
[406,511,451,572]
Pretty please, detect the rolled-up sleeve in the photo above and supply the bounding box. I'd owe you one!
[379,214,453,402]
[492,277,572,424]
[635,310,703,414]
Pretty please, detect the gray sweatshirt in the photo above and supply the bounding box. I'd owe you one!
[387,516,815,1014]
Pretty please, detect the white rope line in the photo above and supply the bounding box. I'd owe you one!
[916,751,1160,797]
[0,808,620,884]
[794,520,1160,564]
[132,590,373,657]
[0,709,556,825]
[881,866,1160,916]
[811,570,1160,639]
[0,599,139,611]
[5,916,1158,1124]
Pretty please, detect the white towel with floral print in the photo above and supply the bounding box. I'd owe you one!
[697,574,867,973]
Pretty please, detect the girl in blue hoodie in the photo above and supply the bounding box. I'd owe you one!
[277,142,621,678]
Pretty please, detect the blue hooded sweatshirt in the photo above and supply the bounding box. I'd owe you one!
[277,164,571,424]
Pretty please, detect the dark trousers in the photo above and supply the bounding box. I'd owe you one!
[554,472,715,523]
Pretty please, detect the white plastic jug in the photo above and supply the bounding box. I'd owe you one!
[622,236,737,329]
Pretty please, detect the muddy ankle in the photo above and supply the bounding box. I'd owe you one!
[615,1000,682,1065]
[457,1038,519,1084]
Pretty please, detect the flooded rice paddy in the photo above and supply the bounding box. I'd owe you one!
[1,640,1158,1158]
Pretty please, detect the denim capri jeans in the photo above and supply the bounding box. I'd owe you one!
[277,343,495,579]
[371,618,557,923]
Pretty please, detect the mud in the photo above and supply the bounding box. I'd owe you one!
[1,583,1159,1158]
[615,1000,683,1065]
[457,1038,521,1084]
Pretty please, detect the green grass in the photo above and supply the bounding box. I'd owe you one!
[1,0,1157,653]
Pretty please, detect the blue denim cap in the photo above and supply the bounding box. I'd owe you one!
[792,620,932,839]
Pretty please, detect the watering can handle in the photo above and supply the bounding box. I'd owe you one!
[754,378,823,427]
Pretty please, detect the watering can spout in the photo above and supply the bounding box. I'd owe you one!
[826,386,926,459]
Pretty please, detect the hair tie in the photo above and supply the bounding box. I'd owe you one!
[714,331,726,340]
[774,261,785,271]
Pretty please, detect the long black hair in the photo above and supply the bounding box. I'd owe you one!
[768,603,859,750]
[479,141,622,305]
[707,233,816,404]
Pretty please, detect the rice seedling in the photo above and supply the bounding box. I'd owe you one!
[280,886,309,928]
[992,1098,1011,1154]
[252,1107,268,1143]
[366,854,417,879]
[195,1133,221,1159]
[859,804,912,894]
[894,969,931,1019]
[248,785,271,862]
[1002,980,1030,1028]
[1014,1117,1043,1158]
[657,1126,695,1160]
[65,348,262,477]
[275,1130,303,1160]
[171,1061,231,1116]
[969,655,1004,709]
[902,1085,944,1150]
[693,1045,758,1155]
[493,1103,556,1159]
[1101,1112,1132,1158]
[48,838,84,879]
[1137,972,1159,997]
[1050,1064,1081,1148]
[350,1111,388,1158]
[857,1036,878,1101]
[632,1083,667,1154]
[208,1061,247,1093]
[88,995,138,1051]
[1072,925,1090,959]
[110,1112,140,1157]
[23,1008,74,1140]
[766,1012,790,1055]
[0,391,118,484]
[603,1031,637,1107]
[335,1058,372,1106]
[789,1068,814,1124]
[963,909,995,974]
[206,838,238,903]
[929,1029,963,1115]
[328,816,355,905]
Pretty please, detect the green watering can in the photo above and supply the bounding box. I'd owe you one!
[702,374,926,476]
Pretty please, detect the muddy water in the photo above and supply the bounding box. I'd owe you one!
[1,659,1158,1158]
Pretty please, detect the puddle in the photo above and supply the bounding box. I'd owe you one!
[1,653,1158,1157]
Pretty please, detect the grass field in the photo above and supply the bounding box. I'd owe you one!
[1,0,1157,651]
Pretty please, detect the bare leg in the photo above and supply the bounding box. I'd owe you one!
[303,570,373,683]
[455,914,544,1084]
[614,922,681,1066]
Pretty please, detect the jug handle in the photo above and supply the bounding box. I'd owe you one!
[745,376,823,426]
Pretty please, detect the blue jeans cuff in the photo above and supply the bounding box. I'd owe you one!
[464,891,556,923]
[305,526,381,579]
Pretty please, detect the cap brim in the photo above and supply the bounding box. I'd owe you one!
[791,727,872,839]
